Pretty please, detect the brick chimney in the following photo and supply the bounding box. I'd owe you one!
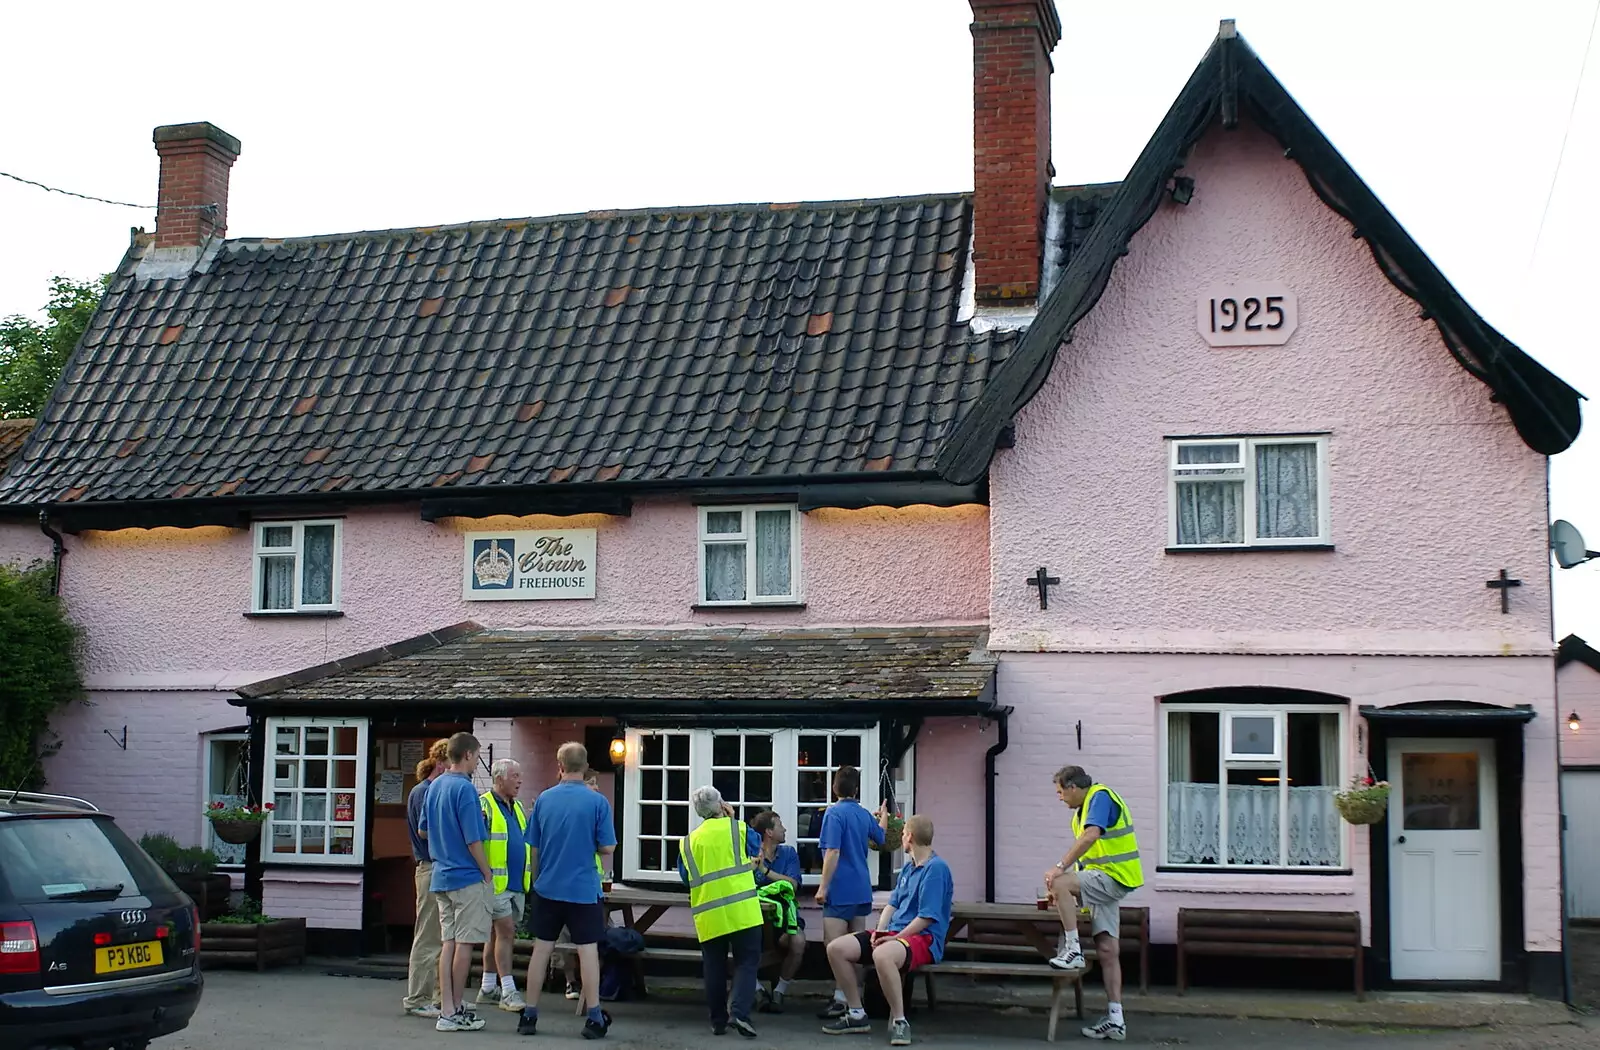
[969,0,1061,305]
[152,122,240,249]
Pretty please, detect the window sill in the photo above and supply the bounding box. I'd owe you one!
[243,610,346,619]
[1165,544,1334,555]
[1153,867,1355,895]
[692,602,807,611]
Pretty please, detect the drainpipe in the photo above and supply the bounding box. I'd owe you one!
[983,705,1014,903]
[38,509,64,596]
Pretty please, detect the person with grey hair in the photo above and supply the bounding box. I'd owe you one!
[476,757,528,1010]
[678,784,764,1037]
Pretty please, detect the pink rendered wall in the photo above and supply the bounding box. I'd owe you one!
[56,499,988,688]
[0,522,48,568]
[40,691,246,845]
[1559,663,1600,767]
[989,121,1552,657]
[911,717,992,901]
[983,652,1561,952]
[261,870,363,930]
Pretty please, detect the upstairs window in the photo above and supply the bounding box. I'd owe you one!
[698,505,800,604]
[253,520,342,612]
[1169,437,1328,548]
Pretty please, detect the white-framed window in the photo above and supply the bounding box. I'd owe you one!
[262,717,369,865]
[697,505,801,604]
[623,727,880,884]
[252,520,343,612]
[1161,702,1346,870]
[1168,436,1329,548]
[202,732,250,867]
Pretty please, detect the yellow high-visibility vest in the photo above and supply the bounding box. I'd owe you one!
[479,790,531,894]
[1072,784,1144,890]
[680,816,762,942]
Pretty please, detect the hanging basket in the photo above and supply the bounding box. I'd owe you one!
[1334,786,1391,826]
[868,815,905,852]
[208,818,264,845]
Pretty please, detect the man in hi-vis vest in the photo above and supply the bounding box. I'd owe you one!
[1041,765,1144,1043]
[678,785,764,1038]
[476,758,530,1011]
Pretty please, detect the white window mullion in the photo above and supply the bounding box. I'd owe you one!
[1278,718,1290,866]
[1216,727,1230,867]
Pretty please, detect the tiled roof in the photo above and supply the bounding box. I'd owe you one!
[0,419,32,476]
[1,194,1027,506]
[235,624,997,714]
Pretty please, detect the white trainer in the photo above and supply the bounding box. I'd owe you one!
[1048,946,1087,971]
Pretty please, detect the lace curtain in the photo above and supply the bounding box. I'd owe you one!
[753,510,791,596]
[1175,444,1241,545]
[1256,443,1318,539]
[260,556,294,610]
[1166,783,1341,866]
[301,525,336,605]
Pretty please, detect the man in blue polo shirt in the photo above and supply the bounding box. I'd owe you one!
[421,732,493,1033]
[821,814,952,1046]
[813,765,884,1019]
[517,742,617,1040]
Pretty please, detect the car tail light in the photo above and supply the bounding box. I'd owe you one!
[156,925,170,940]
[94,931,112,947]
[191,906,202,953]
[0,921,39,975]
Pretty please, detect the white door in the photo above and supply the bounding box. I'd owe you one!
[1387,738,1500,981]
[1563,771,1600,919]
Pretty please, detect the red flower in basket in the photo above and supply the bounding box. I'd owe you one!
[1362,776,1374,786]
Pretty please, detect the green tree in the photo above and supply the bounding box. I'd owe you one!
[0,275,107,419]
[0,562,83,790]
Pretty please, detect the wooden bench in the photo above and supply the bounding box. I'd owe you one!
[914,958,1091,1043]
[1177,908,1364,1000]
[952,906,1150,994]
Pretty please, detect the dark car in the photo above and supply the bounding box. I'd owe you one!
[0,791,203,1049]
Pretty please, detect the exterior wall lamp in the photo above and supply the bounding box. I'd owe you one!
[609,733,627,765]
[1569,711,1582,733]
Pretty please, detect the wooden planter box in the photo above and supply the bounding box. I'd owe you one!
[200,917,307,971]
[170,872,233,922]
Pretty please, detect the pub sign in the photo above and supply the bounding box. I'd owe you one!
[462,529,597,601]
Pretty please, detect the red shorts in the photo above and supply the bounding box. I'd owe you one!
[854,931,936,973]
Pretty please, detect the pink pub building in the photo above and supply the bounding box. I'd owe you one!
[0,6,1583,996]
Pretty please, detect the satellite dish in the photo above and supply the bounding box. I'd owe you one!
[1550,520,1600,569]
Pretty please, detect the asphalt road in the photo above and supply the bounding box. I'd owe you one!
[152,968,1598,1049]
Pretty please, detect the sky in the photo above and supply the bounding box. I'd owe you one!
[3,0,1598,633]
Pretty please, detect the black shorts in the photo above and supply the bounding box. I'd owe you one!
[531,893,605,945]
[852,931,914,974]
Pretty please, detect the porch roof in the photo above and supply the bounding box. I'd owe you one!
[233,623,997,717]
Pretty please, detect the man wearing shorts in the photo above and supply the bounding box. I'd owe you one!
[422,732,494,1033]
[517,742,617,1040]
[820,814,951,1046]
[1042,765,1144,1042]
[813,765,885,1019]
[476,758,529,1011]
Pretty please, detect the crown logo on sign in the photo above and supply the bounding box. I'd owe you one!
[473,540,514,587]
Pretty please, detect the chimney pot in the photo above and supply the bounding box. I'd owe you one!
[969,0,1061,306]
[151,122,240,250]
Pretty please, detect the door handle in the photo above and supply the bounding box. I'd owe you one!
[1397,835,1406,844]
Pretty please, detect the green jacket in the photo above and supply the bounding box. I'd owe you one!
[757,879,799,936]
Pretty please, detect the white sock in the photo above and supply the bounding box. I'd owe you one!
[481,972,497,991]
[1064,929,1080,951]
[848,1007,867,1020]
[1108,1003,1124,1025]
[775,979,790,994]
[500,974,517,992]
[893,1016,908,1025]
[832,989,846,1003]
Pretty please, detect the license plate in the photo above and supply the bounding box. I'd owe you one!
[95,940,164,974]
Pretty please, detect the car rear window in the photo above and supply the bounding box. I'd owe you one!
[0,816,174,904]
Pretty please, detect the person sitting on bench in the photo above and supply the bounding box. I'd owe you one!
[820,814,951,1047]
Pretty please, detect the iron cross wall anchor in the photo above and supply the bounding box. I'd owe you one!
[1485,569,1522,614]
[1027,566,1060,610]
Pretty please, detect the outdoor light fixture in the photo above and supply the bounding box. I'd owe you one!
[1570,711,1582,733]
[609,734,627,764]
[1170,176,1195,205]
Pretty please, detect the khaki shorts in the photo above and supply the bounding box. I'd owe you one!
[1077,869,1131,940]
[436,881,492,945]
[491,889,525,922]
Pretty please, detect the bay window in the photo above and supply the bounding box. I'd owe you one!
[623,727,880,884]
[1162,702,1345,869]
[263,717,369,865]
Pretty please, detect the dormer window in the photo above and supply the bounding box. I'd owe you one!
[697,505,800,605]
